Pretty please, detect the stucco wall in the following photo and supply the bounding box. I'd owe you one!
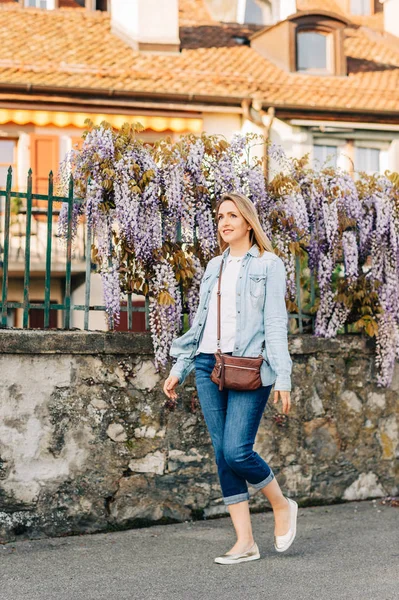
[0,330,397,543]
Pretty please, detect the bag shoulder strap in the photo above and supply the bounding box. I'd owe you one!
[216,258,224,351]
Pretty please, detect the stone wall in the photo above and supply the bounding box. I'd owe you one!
[0,330,398,543]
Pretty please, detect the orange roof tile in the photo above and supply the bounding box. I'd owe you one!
[0,1,397,114]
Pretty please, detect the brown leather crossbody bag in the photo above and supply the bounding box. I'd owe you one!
[210,258,264,391]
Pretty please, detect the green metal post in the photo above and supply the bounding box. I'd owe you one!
[1,167,12,327]
[84,221,92,330]
[145,295,149,330]
[310,268,315,331]
[176,221,182,244]
[44,172,53,328]
[127,292,133,330]
[107,234,114,331]
[22,169,33,328]
[64,176,73,329]
[295,254,303,334]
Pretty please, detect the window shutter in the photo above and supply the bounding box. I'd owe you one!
[30,134,59,194]
[30,134,59,221]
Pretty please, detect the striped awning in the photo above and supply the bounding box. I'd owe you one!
[0,108,202,133]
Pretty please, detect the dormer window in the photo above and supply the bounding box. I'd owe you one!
[250,11,348,76]
[297,31,332,73]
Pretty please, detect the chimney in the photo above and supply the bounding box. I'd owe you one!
[381,0,399,40]
[111,0,180,53]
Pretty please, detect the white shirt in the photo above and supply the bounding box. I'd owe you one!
[196,255,244,354]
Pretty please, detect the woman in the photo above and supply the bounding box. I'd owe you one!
[163,192,297,565]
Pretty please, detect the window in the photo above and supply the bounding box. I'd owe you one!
[350,0,372,16]
[237,0,272,25]
[297,31,331,73]
[313,145,338,169]
[0,139,17,189]
[26,0,49,7]
[355,147,380,174]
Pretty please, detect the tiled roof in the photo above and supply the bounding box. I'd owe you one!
[0,2,397,114]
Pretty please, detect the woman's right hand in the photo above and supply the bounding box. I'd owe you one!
[163,375,179,400]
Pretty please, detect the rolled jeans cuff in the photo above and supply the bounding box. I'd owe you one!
[250,469,275,490]
[222,492,250,506]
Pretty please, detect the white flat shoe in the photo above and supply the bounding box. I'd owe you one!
[214,541,260,564]
[274,497,298,553]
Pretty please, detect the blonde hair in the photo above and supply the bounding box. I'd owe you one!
[215,192,274,256]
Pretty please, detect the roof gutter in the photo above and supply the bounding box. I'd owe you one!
[0,82,397,123]
[0,93,243,116]
[0,82,246,112]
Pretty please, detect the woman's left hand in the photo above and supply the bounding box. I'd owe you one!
[273,390,291,414]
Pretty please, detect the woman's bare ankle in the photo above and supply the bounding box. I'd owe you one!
[272,496,290,512]
[227,537,255,554]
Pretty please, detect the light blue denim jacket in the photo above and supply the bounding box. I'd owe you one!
[169,244,292,391]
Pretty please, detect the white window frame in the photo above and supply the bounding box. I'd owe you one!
[355,146,381,175]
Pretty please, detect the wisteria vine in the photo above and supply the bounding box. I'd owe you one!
[57,120,399,387]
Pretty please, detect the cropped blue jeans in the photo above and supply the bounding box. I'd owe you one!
[194,352,275,506]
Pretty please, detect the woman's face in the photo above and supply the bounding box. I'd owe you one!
[217,200,251,245]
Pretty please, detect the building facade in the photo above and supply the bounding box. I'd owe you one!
[0,0,398,329]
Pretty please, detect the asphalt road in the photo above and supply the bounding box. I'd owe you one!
[0,500,398,600]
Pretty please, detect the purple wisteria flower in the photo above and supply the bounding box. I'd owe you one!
[185,254,204,326]
[101,258,121,328]
[114,149,162,260]
[160,151,184,243]
[57,201,84,242]
[149,258,182,370]
[184,138,217,258]
[342,230,358,281]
